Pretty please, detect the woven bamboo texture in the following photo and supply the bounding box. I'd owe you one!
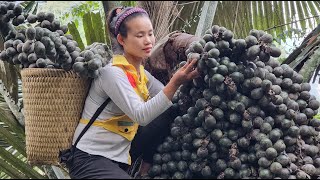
[21,68,90,165]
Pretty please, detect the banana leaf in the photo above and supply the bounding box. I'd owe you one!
[67,21,85,50]
[83,12,96,46]
[91,12,106,44]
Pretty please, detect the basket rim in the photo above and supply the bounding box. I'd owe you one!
[21,68,86,79]
[21,68,76,73]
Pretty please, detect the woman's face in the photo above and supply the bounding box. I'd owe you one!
[118,16,155,60]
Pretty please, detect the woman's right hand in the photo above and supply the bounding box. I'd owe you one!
[171,59,199,86]
[163,59,199,100]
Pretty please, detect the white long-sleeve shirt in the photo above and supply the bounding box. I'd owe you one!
[72,60,173,164]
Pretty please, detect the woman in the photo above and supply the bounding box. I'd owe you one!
[67,6,199,179]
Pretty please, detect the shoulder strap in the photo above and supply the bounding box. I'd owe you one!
[74,97,111,147]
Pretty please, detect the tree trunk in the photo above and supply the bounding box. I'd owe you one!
[195,1,218,37]
[101,1,121,53]
[170,1,204,34]
[137,1,176,40]
[102,1,120,16]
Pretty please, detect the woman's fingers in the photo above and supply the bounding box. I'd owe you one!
[181,58,192,69]
[185,59,197,72]
[172,58,199,85]
[188,68,200,79]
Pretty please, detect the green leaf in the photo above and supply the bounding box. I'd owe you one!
[284,2,291,33]
[275,1,285,38]
[22,1,37,14]
[263,1,270,30]
[91,12,106,43]
[252,1,259,29]
[31,2,38,15]
[267,2,274,30]
[67,22,85,50]
[0,103,25,140]
[223,2,234,32]
[289,1,297,38]
[0,147,46,179]
[216,3,223,26]
[244,1,252,36]
[74,19,79,28]
[299,47,320,83]
[307,1,320,25]
[19,1,30,7]
[260,1,268,30]
[213,2,221,25]
[245,1,253,31]
[271,3,278,37]
[83,12,96,46]
[301,1,313,30]
[121,1,137,7]
[0,157,27,179]
[296,1,306,30]
[0,125,26,157]
[257,1,264,30]
[234,2,242,38]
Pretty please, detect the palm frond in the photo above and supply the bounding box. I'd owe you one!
[172,1,320,40]
[298,47,320,82]
[20,1,39,15]
[138,1,177,40]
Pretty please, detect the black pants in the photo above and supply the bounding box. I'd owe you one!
[67,107,176,179]
[68,148,131,179]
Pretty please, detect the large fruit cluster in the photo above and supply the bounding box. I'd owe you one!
[0,2,112,79]
[73,42,112,78]
[0,2,25,26]
[146,25,320,179]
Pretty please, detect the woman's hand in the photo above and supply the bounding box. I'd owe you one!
[171,59,200,87]
[163,59,200,100]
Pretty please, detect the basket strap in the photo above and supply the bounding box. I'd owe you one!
[74,98,111,147]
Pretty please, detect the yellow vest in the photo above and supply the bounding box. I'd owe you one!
[80,55,149,143]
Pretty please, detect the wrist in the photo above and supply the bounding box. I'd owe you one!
[167,79,180,90]
[163,80,180,101]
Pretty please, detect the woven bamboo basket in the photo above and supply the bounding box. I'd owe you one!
[21,68,90,165]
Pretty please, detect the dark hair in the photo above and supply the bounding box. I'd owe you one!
[106,7,149,53]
